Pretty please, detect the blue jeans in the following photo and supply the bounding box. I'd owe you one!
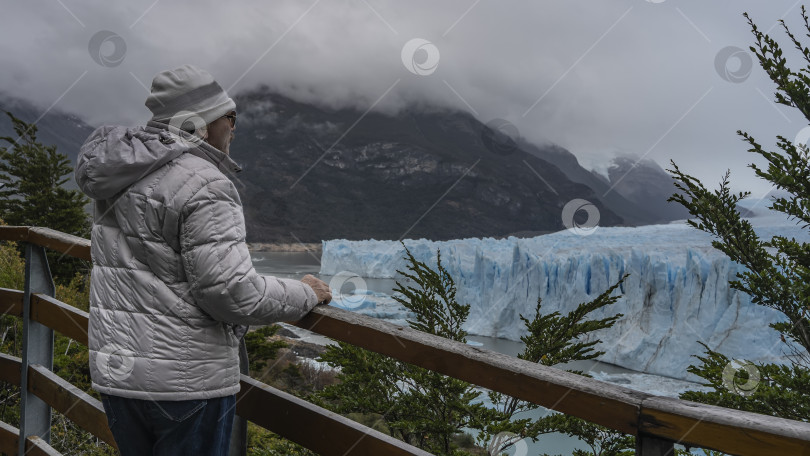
[100,393,236,456]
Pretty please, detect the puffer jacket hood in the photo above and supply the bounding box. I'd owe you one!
[77,122,318,401]
[76,121,241,200]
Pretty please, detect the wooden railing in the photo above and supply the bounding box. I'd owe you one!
[0,226,809,456]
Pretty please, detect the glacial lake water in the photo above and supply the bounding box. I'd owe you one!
[251,250,705,455]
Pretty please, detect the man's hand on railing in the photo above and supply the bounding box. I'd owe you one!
[301,274,332,305]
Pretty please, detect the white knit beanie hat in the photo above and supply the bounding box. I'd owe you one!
[145,65,235,131]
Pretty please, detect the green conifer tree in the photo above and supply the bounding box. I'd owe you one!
[0,111,91,282]
[669,8,810,427]
[317,246,484,455]
[316,244,633,455]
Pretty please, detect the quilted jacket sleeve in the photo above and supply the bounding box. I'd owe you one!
[180,177,319,325]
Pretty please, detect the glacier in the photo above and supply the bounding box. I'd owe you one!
[320,213,808,381]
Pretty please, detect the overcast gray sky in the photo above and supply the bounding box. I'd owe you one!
[1,0,807,197]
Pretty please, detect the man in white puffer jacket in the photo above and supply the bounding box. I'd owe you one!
[75,65,331,455]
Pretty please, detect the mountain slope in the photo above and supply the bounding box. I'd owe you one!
[230,89,624,242]
[603,156,690,222]
[0,91,641,243]
[519,141,670,225]
[0,95,94,166]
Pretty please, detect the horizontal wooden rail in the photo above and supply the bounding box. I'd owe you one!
[294,306,647,433]
[0,289,89,346]
[0,421,62,456]
[0,292,426,454]
[3,226,810,455]
[0,226,90,261]
[0,343,426,455]
[28,364,117,448]
[0,421,18,456]
[0,352,22,386]
[293,306,810,455]
[0,287,23,317]
[0,354,117,448]
[237,375,431,455]
[25,436,62,456]
[640,396,810,456]
[31,295,89,346]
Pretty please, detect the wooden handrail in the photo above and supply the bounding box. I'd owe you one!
[0,352,22,386]
[2,288,90,346]
[0,355,116,447]
[639,396,810,455]
[0,421,62,456]
[27,364,117,448]
[0,226,91,261]
[0,287,23,318]
[293,306,810,455]
[236,376,433,456]
[24,436,62,456]
[294,306,647,433]
[0,296,427,454]
[0,421,18,455]
[31,295,89,346]
[2,226,810,455]
[0,337,426,455]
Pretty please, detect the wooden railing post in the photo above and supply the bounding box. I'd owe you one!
[636,433,675,456]
[18,243,55,455]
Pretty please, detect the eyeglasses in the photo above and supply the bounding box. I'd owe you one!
[223,112,237,128]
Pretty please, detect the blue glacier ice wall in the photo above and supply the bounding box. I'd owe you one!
[320,215,807,381]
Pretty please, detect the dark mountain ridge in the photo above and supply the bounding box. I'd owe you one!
[230,89,623,242]
[517,141,667,226]
[1,90,687,243]
[602,155,691,222]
